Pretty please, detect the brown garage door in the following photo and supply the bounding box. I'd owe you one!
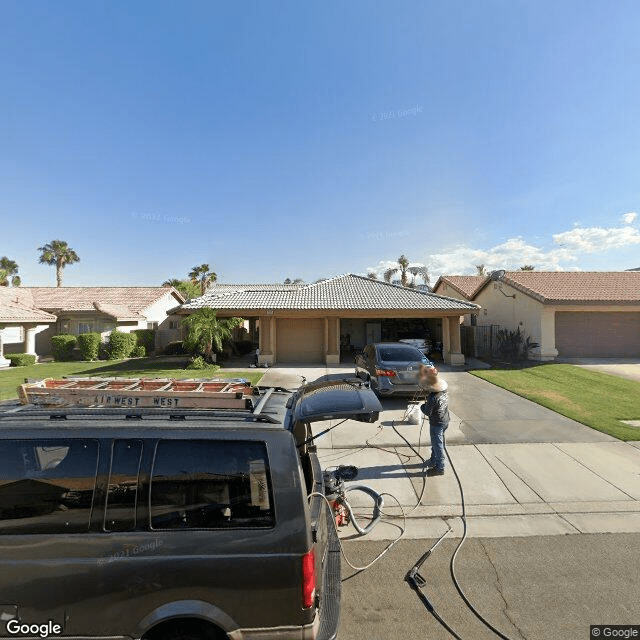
[276,318,324,363]
[555,312,640,357]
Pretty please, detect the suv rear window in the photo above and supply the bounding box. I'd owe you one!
[150,440,275,530]
[0,439,99,534]
[377,346,424,362]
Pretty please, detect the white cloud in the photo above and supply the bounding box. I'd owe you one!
[365,219,640,281]
[622,212,638,224]
[552,225,640,253]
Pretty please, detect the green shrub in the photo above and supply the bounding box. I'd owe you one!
[185,356,220,371]
[7,353,36,367]
[50,334,77,361]
[133,329,155,354]
[107,330,138,360]
[132,345,146,358]
[77,332,101,361]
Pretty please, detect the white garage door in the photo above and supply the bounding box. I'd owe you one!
[555,312,640,357]
[276,318,324,363]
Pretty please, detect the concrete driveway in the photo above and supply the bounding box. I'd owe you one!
[558,357,640,383]
[259,363,640,538]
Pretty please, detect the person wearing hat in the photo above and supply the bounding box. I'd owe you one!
[418,364,450,475]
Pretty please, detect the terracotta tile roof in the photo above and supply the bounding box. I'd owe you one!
[434,276,487,300]
[0,288,57,323]
[20,287,184,314]
[180,274,479,313]
[499,271,640,304]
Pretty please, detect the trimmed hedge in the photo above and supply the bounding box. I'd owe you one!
[51,334,77,361]
[107,330,137,360]
[133,329,155,354]
[77,332,101,361]
[132,345,146,358]
[7,353,37,367]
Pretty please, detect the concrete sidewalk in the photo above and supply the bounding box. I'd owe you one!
[267,363,640,539]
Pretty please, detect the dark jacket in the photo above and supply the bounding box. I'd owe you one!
[420,391,450,426]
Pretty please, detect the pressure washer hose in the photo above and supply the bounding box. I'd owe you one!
[343,484,384,535]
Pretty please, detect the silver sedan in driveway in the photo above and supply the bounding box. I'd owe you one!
[354,342,434,396]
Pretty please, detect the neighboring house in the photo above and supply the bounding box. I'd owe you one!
[0,288,57,365]
[176,274,479,365]
[434,271,640,360]
[5,287,185,357]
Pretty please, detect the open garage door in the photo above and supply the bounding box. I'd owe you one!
[555,312,640,357]
[276,318,324,363]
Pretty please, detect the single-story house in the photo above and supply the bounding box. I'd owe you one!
[433,271,640,360]
[176,274,480,365]
[0,288,57,366]
[1,287,185,358]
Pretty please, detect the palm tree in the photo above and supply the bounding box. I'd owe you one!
[182,308,244,362]
[476,264,487,277]
[162,278,200,300]
[367,272,378,280]
[520,265,535,271]
[38,240,80,287]
[384,255,411,287]
[408,265,430,287]
[0,257,19,286]
[188,264,217,295]
[284,278,304,284]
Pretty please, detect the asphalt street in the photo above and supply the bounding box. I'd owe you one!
[338,534,640,640]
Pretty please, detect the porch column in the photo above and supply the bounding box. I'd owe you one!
[23,324,39,361]
[257,315,275,365]
[443,316,465,366]
[325,317,340,365]
[0,326,10,368]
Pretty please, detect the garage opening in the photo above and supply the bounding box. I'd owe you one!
[339,318,442,362]
[276,318,324,363]
[556,312,640,357]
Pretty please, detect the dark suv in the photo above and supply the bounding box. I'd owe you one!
[0,376,381,640]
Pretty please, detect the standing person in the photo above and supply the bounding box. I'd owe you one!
[418,365,450,475]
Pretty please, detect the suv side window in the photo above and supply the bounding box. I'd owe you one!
[150,440,275,530]
[0,439,99,534]
[104,440,143,532]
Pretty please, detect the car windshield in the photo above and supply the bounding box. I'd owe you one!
[377,346,425,362]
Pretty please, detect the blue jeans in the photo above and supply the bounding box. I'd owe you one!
[429,421,448,470]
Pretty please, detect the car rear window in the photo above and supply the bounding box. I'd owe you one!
[150,440,275,530]
[0,439,99,534]
[377,346,424,362]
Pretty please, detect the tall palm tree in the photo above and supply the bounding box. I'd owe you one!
[188,264,217,295]
[384,255,411,287]
[520,265,535,271]
[38,240,80,287]
[408,265,430,287]
[0,257,19,286]
[182,308,243,362]
[475,264,487,277]
[366,272,378,280]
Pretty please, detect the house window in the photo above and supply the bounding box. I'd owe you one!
[147,322,159,330]
[78,322,94,334]
[169,320,180,330]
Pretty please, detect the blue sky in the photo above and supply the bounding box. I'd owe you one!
[2,0,640,287]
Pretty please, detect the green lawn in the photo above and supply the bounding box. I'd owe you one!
[470,364,640,441]
[0,357,265,402]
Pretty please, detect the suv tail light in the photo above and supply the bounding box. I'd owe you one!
[375,368,396,377]
[301,549,316,609]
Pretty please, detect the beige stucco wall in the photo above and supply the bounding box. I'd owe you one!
[433,284,479,327]
[472,282,556,360]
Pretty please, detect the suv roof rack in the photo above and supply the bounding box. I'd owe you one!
[9,377,287,424]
